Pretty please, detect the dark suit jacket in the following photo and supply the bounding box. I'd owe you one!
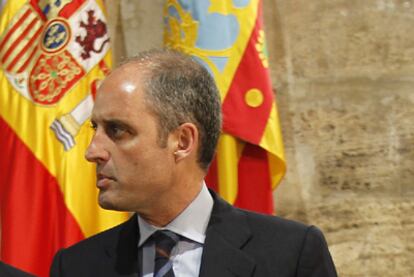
[0,262,35,277]
[50,192,337,276]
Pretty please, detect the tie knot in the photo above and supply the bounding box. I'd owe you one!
[153,230,179,256]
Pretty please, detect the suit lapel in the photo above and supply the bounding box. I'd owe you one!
[104,214,140,277]
[199,193,256,277]
[101,194,256,277]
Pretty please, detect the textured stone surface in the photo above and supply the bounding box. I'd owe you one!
[106,1,414,276]
[309,198,414,276]
[285,81,413,198]
[266,0,414,81]
[266,1,414,276]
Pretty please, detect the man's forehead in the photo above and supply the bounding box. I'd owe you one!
[97,72,140,97]
[90,103,142,130]
[108,61,147,79]
[97,63,132,85]
[99,65,148,96]
[92,90,148,121]
[91,104,128,121]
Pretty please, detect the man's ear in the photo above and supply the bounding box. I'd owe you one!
[173,123,199,162]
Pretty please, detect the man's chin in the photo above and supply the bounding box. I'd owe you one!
[98,194,119,211]
[98,200,118,211]
[98,193,130,212]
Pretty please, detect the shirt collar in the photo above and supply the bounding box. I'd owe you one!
[137,182,213,247]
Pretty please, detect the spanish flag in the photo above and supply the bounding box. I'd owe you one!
[0,1,128,276]
[164,0,286,214]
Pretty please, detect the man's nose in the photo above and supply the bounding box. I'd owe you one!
[85,134,110,163]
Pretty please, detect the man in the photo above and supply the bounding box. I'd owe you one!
[50,49,337,276]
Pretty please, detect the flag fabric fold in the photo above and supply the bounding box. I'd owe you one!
[0,1,128,276]
[164,0,286,214]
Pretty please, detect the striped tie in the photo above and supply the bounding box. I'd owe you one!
[153,230,179,277]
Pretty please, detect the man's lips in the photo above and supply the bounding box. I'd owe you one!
[96,173,116,189]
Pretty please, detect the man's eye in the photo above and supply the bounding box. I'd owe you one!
[90,121,97,131]
[106,123,125,139]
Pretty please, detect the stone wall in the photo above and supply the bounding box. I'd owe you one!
[266,1,414,276]
[107,1,414,276]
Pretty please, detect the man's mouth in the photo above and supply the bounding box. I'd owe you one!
[96,173,116,189]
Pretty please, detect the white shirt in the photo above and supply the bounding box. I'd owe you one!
[137,183,213,277]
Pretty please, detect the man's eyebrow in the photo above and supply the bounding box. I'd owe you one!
[102,119,131,128]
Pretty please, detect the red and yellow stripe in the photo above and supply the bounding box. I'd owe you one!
[0,1,128,276]
[0,4,43,73]
[165,0,286,214]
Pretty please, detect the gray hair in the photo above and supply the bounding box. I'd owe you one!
[123,49,222,170]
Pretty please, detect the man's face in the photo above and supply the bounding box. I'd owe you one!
[85,65,177,213]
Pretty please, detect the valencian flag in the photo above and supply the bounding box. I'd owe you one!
[0,0,128,276]
[164,0,286,214]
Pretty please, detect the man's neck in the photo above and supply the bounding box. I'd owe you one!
[139,179,204,227]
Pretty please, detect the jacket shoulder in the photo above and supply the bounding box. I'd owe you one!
[64,216,132,253]
[50,215,137,276]
[239,209,337,276]
[0,262,35,277]
[241,208,312,235]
